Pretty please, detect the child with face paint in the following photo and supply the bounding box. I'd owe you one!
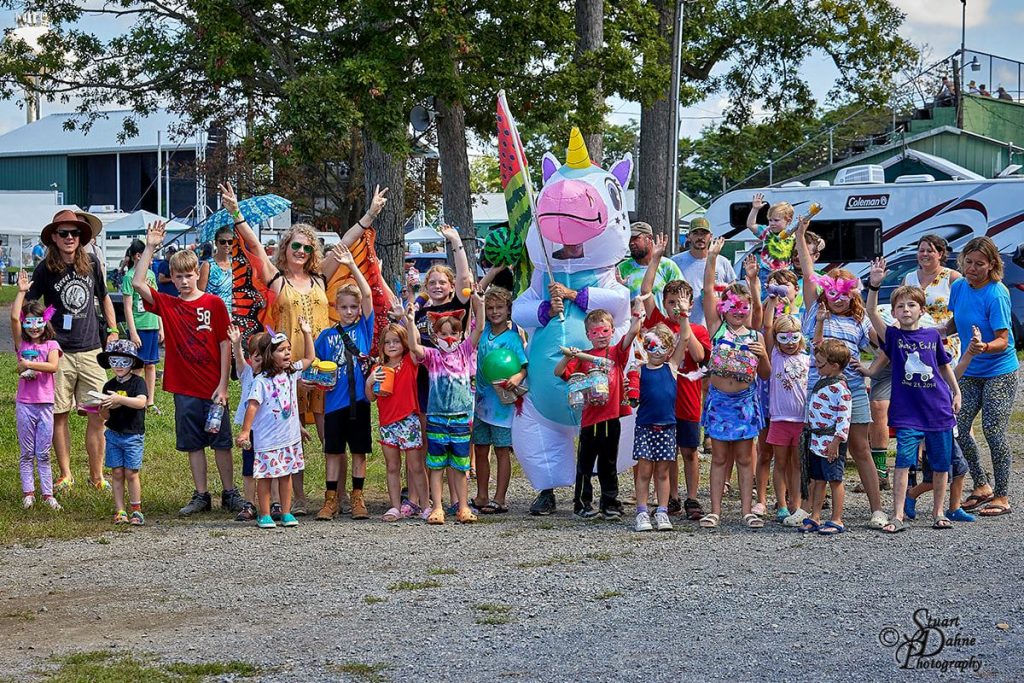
[700,239,771,529]
[97,340,149,525]
[407,290,486,525]
[11,272,62,510]
[796,217,888,530]
[632,323,691,531]
[762,305,810,526]
[554,305,643,520]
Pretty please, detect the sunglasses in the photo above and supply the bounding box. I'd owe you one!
[290,242,314,254]
[56,229,80,239]
[217,239,233,246]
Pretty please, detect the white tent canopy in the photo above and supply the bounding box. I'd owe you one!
[404,226,445,244]
[0,203,83,237]
[104,210,192,235]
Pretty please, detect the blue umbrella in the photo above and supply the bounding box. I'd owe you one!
[200,194,291,242]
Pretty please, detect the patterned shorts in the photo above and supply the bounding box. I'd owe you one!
[633,424,676,462]
[426,414,472,471]
[253,441,305,479]
[380,413,423,451]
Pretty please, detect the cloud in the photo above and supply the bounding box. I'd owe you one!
[891,0,991,28]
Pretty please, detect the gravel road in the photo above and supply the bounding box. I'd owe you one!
[2,461,1022,682]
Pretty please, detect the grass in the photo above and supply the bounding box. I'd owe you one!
[426,566,457,576]
[593,590,623,600]
[330,662,391,683]
[474,603,514,625]
[386,579,442,592]
[363,595,387,605]
[39,651,257,682]
[0,352,389,545]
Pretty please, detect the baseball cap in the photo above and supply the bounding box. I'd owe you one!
[630,221,653,237]
[688,216,711,233]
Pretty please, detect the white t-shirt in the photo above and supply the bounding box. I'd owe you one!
[670,251,737,324]
[233,363,255,426]
[248,362,303,452]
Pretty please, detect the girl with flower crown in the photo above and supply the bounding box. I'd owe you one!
[236,319,315,529]
[700,238,771,529]
[796,217,888,531]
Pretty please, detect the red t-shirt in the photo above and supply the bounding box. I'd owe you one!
[144,288,229,399]
[562,342,632,428]
[375,354,420,426]
[643,309,711,422]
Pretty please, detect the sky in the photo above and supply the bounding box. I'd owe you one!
[0,1,1021,140]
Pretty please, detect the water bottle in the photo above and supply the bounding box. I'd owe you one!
[204,403,224,433]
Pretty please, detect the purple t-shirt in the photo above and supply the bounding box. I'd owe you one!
[769,347,809,423]
[16,340,62,404]
[882,326,954,431]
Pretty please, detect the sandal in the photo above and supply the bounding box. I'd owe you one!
[456,508,478,524]
[427,508,445,525]
[800,518,820,534]
[743,513,765,529]
[751,502,767,516]
[932,515,953,529]
[961,493,993,511]
[977,503,1012,517]
[684,498,704,521]
[698,513,719,528]
[478,500,498,514]
[882,518,907,534]
[382,507,401,523]
[818,521,846,535]
[486,500,509,514]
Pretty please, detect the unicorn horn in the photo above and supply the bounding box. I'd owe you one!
[565,126,591,169]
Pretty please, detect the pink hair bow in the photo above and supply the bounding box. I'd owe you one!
[20,305,56,323]
[814,274,861,301]
[716,291,750,316]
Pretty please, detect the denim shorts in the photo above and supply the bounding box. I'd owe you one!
[922,440,969,483]
[137,329,160,365]
[808,453,845,482]
[471,419,512,448]
[895,428,953,471]
[104,429,144,470]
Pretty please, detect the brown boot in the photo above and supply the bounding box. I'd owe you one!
[316,490,338,521]
[350,490,369,519]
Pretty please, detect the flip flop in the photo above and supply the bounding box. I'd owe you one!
[977,504,1012,517]
[882,518,907,534]
[818,521,846,535]
[962,493,993,511]
[800,518,820,534]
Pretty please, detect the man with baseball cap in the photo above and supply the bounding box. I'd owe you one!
[28,209,119,492]
[617,221,683,311]
[670,216,736,325]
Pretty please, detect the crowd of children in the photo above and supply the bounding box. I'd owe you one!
[11,193,1016,536]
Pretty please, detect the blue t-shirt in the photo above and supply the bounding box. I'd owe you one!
[475,323,528,428]
[882,327,955,431]
[948,278,1018,378]
[636,363,676,425]
[154,259,179,296]
[313,311,375,413]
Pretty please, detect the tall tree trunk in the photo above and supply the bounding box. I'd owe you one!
[436,97,477,271]
[362,131,407,289]
[637,0,674,236]
[575,0,604,164]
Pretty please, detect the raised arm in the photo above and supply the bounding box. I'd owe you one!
[439,224,473,302]
[763,293,778,353]
[340,185,389,248]
[479,265,507,291]
[328,244,374,317]
[619,300,645,351]
[669,316,691,372]
[745,192,766,234]
[703,237,725,331]
[132,221,165,307]
[468,289,486,346]
[227,324,246,377]
[795,216,817,307]
[744,254,762,330]
[10,270,29,352]
[403,304,425,363]
[219,182,278,289]
[640,234,669,317]
[865,257,888,340]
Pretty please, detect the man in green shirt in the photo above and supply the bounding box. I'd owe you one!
[617,221,683,311]
[122,240,162,411]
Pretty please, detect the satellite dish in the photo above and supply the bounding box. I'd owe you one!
[410,105,434,132]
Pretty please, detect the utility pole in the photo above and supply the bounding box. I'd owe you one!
[666,0,687,247]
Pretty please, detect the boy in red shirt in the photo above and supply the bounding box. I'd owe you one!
[133,222,243,516]
[554,307,642,519]
[639,234,712,518]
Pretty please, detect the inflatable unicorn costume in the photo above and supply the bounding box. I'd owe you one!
[510,128,634,500]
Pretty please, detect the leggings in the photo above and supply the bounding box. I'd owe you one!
[574,419,621,512]
[16,402,54,496]
[956,371,1018,498]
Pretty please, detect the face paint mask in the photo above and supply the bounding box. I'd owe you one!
[435,336,460,353]
[108,356,133,369]
[586,325,613,342]
[22,317,45,330]
[776,332,803,345]
[643,333,669,356]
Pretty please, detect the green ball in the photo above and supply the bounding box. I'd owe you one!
[483,227,524,267]
[481,348,521,383]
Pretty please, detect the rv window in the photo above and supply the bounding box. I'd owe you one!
[809,219,883,263]
[729,203,769,229]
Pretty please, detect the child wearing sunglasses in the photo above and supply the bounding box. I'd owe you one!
[11,272,63,510]
[97,340,149,525]
[762,305,810,526]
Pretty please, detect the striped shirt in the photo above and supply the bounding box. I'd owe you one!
[803,300,872,393]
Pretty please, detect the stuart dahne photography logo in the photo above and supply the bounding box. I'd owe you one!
[878,608,982,673]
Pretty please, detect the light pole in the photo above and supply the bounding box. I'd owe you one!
[667,0,689,251]
[957,0,967,127]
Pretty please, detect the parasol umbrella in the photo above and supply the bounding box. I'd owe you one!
[200,194,291,242]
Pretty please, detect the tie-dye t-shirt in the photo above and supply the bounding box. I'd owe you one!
[753,224,796,274]
[421,338,477,416]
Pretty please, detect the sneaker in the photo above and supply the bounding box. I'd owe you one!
[113,510,129,524]
[270,502,283,522]
[635,511,653,532]
[947,507,976,523]
[178,490,212,516]
[783,508,810,527]
[654,510,673,531]
[601,501,624,520]
[280,513,299,528]
[221,488,246,513]
[54,477,74,494]
[667,497,683,516]
[43,496,62,511]
[235,501,258,522]
[129,510,145,526]
[257,515,276,529]
[574,506,599,520]
[350,490,370,520]
[529,489,556,516]
[22,495,35,509]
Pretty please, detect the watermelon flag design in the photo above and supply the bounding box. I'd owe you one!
[496,91,535,295]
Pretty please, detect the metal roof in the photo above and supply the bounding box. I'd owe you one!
[0,109,201,158]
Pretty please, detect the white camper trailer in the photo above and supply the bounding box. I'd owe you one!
[704,165,1024,275]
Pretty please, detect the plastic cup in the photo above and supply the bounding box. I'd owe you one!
[378,365,396,397]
